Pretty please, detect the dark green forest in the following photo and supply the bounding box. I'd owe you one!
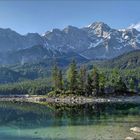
[0,60,139,96]
[49,60,140,97]
[0,50,139,96]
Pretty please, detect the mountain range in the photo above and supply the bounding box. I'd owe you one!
[0,50,139,84]
[0,21,140,65]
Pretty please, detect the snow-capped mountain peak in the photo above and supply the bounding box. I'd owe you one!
[128,22,140,31]
[86,22,111,37]
[88,22,111,30]
[0,21,140,61]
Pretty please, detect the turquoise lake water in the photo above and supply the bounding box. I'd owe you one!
[0,102,139,140]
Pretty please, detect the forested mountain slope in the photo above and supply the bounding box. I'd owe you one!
[90,50,140,69]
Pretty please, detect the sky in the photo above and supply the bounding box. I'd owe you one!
[0,0,140,35]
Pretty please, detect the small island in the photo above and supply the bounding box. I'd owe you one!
[0,60,139,104]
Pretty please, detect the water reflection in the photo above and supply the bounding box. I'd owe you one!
[0,102,139,128]
[0,102,139,140]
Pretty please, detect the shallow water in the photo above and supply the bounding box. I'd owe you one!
[0,102,139,140]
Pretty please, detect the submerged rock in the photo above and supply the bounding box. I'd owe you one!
[125,137,135,140]
[130,127,140,133]
[34,131,38,134]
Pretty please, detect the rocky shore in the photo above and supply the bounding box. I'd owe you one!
[125,127,140,140]
[0,95,139,104]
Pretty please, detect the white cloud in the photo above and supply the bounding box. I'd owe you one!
[128,22,140,31]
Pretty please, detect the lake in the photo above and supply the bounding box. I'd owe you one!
[0,101,139,140]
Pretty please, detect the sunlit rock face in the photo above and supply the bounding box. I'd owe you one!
[0,21,140,64]
[41,21,140,59]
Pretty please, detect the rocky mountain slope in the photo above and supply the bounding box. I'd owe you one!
[0,28,44,52]
[0,22,140,64]
[0,45,87,65]
[43,22,140,59]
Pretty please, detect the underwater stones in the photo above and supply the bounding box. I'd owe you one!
[125,137,135,140]
[130,127,140,133]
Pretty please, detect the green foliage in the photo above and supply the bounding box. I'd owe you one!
[57,70,63,90]
[52,64,63,91]
[0,57,139,96]
[66,60,78,93]
[99,72,106,94]
[78,65,87,95]
[50,60,138,97]
[54,61,139,96]
[129,78,135,92]
[92,50,140,69]
[116,76,127,93]
[91,67,100,96]
[0,78,51,95]
[86,74,93,96]
[0,67,24,84]
[52,64,58,90]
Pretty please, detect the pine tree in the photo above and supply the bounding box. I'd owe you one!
[116,76,127,93]
[110,69,127,94]
[67,60,78,93]
[52,64,59,91]
[86,74,93,96]
[99,72,106,95]
[129,78,135,92]
[110,69,119,92]
[57,69,63,90]
[79,65,87,95]
[111,69,119,87]
[91,67,99,96]
[52,63,63,92]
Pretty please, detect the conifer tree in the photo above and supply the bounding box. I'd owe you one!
[86,73,93,96]
[52,63,63,91]
[116,76,127,94]
[91,67,99,96]
[57,69,63,90]
[99,72,106,95]
[79,65,87,95]
[110,69,119,91]
[52,64,59,91]
[67,60,78,93]
[129,78,135,92]
[110,69,127,94]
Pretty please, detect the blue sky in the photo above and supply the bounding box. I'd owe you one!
[0,0,140,34]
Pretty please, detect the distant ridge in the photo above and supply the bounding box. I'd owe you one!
[0,21,140,65]
[93,50,140,69]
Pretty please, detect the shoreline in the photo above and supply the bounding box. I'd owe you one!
[0,95,139,104]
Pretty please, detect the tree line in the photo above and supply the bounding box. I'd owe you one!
[51,60,138,97]
[0,60,139,96]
